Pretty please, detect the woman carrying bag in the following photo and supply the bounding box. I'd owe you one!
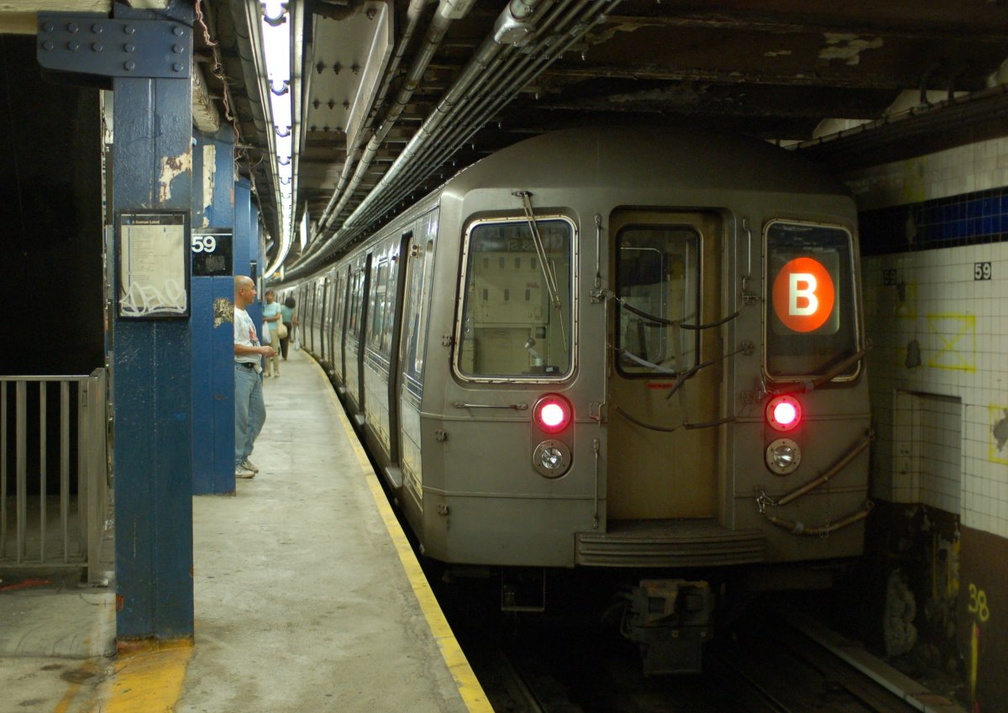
[280,295,297,359]
[262,290,284,376]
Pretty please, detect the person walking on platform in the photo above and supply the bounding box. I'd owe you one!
[262,289,283,377]
[234,275,275,479]
[280,294,297,359]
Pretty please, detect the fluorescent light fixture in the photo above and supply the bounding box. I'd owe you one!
[263,0,287,26]
[258,0,295,278]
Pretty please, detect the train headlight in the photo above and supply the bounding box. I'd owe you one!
[533,394,573,434]
[765,395,802,432]
[533,439,571,478]
[766,438,801,475]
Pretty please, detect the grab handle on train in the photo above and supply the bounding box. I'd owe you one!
[452,401,529,410]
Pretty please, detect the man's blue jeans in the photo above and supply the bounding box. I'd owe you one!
[235,363,265,467]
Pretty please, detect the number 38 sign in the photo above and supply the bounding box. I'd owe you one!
[771,255,839,335]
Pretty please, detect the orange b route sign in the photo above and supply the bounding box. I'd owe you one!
[772,257,835,333]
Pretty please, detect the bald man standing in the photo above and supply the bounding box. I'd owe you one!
[234,275,276,479]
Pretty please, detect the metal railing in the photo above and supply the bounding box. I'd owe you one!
[1,369,111,584]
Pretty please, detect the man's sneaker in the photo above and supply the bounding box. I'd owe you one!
[235,465,256,479]
[241,458,259,473]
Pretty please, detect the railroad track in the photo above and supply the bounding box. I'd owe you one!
[456,608,965,713]
[708,620,925,713]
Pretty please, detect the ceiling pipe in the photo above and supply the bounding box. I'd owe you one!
[339,0,608,230]
[388,0,603,208]
[283,0,561,277]
[315,0,478,234]
[284,0,621,280]
[290,0,554,274]
[299,0,467,266]
[296,0,431,264]
[286,0,552,276]
[313,0,449,234]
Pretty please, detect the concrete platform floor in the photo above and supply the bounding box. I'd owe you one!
[0,350,487,713]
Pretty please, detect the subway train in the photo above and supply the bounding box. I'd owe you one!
[288,126,873,673]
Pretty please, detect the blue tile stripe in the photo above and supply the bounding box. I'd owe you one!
[860,187,1008,255]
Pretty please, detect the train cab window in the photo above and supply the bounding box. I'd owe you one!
[367,255,393,356]
[615,226,700,375]
[764,220,860,382]
[347,266,364,340]
[456,217,574,380]
[402,234,437,398]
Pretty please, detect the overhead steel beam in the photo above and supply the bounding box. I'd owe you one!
[797,83,1008,170]
[537,64,935,91]
[599,12,1008,44]
[0,1,112,34]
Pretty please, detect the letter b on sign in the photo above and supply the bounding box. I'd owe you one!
[772,257,835,333]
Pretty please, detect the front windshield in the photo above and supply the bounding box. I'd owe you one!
[455,217,574,380]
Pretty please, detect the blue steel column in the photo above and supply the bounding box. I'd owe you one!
[234,178,263,325]
[112,5,194,640]
[192,129,236,495]
[235,178,252,276]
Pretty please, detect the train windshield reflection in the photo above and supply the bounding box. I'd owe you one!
[456,218,574,379]
[615,225,701,375]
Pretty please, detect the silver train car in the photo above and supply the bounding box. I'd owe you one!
[291,126,872,673]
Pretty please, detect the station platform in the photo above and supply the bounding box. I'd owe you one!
[0,349,490,713]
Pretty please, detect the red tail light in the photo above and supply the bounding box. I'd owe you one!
[533,394,573,434]
[766,395,802,432]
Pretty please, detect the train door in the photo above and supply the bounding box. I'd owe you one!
[382,231,413,465]
[397,215,437,525]
[344,256,367,413]
[320,276,331,366]
[334,266,349,385]
[606,210,723,520]
[356,254,373,416]
[312,281,324,354]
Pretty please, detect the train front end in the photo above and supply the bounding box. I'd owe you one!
[412,129,871,674]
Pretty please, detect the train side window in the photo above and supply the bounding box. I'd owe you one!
[315,283,324,328]
[615,226,700,375]
[456,217,574,380]
[334,268,348,336]
[347,264,364,339]
[764,221,859,382]
[367,255,391,354]
[402,230,437,396]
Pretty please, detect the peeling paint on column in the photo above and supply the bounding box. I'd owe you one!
[820,34,883,66]
[201,144,216,228]
[159,151,193,203]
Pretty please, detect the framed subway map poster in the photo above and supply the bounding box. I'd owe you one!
[117,211,190,319]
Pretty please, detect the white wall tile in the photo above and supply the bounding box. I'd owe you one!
[851,135,1008,539]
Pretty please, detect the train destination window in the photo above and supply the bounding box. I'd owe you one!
[615,226,700,375]
[456,217,574,379]
[402,233,437,399]
[765,220,859,381]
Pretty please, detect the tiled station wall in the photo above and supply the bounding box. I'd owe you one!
[846,137,1008,539]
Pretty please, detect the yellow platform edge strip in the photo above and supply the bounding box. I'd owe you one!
[88,640,193,713]
[313,360,493,713]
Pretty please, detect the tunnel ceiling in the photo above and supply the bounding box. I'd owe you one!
[7,1,1008,275]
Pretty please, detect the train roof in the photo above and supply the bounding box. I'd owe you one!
[447,125,852,198]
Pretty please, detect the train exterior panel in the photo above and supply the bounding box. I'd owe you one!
[289,127,871,672]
